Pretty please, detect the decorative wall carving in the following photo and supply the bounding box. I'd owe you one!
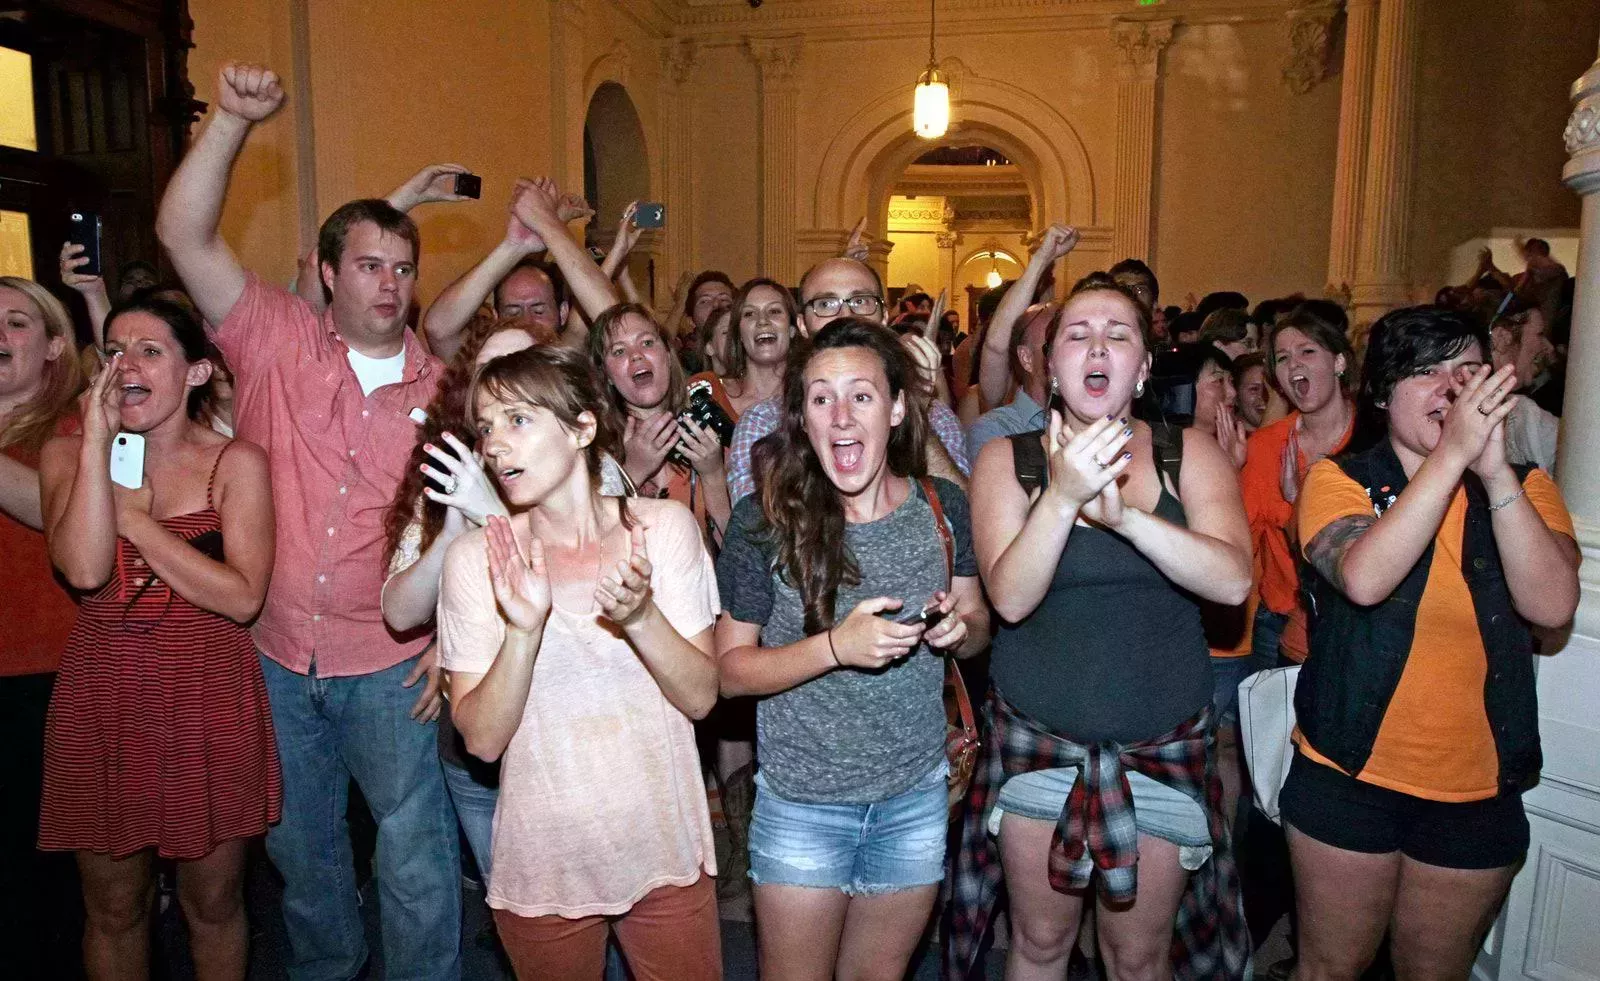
[1283,2,1341,95]
[662,37,698,86]
[1112,18,1176,83]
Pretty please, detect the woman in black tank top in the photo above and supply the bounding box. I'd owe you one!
[963,277,1252,979]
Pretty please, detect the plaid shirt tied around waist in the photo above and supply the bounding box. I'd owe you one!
[943,691,1251,981]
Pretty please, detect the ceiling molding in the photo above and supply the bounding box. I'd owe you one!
[674,0,1307,40]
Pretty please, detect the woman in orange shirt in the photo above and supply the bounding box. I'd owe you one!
[1285,306,1579,981]
[1239,301,1356,666]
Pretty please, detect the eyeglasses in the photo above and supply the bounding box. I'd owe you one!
[804,294,883,318]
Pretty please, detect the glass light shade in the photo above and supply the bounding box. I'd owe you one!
[985,268,1003,289]
[913,67,949,140]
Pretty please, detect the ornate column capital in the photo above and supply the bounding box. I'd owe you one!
[745,36,804,86]
[1564,51,1600,194]
[935,231,960,250]
[1284,2,1342,95]
[1111,18,1176,82]
[662,37,698,88]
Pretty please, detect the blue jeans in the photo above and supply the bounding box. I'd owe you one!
[261,653,461,981]
[748,762,948,895]
[440,756,496,879]
[1252,606,1290,666]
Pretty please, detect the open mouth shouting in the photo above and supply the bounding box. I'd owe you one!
[1083,370,1111,397]
[0,347,11,366]
[753,328,781,349]
[831,437,864,474]
[120,382,153,407]
[1289,371,1311,402]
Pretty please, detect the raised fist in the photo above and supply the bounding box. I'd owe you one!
[217,62,285,122]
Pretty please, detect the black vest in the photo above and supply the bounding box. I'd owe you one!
[1296,441,1541,795]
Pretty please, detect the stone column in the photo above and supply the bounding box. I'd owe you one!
[1559,46,1600,532]
[659,38,698,290]
[1109,18,1175,264]
[549,0,587,190]
[1324,0,1379,295]
[1483,40,1600,981]
[1351,0,1421,327]
[746,36,803,282]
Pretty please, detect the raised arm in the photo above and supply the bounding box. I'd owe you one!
[981,225,1076,407]
[422,204,547,362]
[117,441,275,623]
[61,241,112,351]
[155,63,285,327]
[511,178,619,324]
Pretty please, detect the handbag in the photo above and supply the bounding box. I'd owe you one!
[1237,663,1301,825]
[918,477,980,816]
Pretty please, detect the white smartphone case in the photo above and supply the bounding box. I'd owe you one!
[109,432,145,490]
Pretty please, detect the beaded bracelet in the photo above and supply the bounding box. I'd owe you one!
[1489,486,1526,512]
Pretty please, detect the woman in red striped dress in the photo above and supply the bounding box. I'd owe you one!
[38,296,279,980]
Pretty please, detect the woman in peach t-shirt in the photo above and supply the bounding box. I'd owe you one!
[438,346,722,981]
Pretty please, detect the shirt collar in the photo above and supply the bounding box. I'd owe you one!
[321,307,437,384]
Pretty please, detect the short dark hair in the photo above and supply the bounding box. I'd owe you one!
[975,283,1010,327]
[1268,300,1355,394]
[685,270,735,318]
[1524,238,1551,256]
[1251,294,1305,327]
[1231,351,1267,387]
[115,260,158,292]
[1360,306,1487,409]
[899,291,932,311]
[1195,291,1250,321]
[1108,258,1159,306]
[317,199,420,301]
[1199,307,1252,347]
[494,258,567,312]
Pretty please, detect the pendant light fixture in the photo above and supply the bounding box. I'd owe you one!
[985,252,1003,289]
[913,0,949,139]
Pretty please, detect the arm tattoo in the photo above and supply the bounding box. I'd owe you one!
[1306,515,1376,595]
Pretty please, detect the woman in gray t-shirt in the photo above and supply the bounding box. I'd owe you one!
[715,319,988,981]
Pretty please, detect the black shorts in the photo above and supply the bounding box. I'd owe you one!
[1279,752,1528,870]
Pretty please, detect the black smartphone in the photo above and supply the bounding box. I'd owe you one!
[454,173,483,199]
[67,211,102,277]
[635,202,665,229]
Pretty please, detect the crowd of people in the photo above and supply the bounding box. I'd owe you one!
[0,60,1583,981]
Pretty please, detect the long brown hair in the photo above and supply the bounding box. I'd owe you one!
[471,344,634,529]
[383,316,526,565]
[724,277,798,382]
[0,277,83,454]
[588,301,686,434]
[754,318,928,634]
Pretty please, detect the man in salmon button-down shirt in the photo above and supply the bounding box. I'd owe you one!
[157,62,459,980]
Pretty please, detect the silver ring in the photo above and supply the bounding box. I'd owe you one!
[1096,457,1110,471]
[444,475,459,494]
[1477,404,1492,416]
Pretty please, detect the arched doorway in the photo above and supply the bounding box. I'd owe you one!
[582,81,649,253]
[884,142,1035,334]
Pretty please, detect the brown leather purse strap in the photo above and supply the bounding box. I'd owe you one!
[918,476,955,587]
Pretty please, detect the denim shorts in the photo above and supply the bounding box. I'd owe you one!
[989,767,1214,871]
[747,761,948,895]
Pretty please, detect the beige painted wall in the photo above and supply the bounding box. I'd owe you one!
[1410,0,1598,295]
[183,0,1594,322]
[1154,18,1341,307]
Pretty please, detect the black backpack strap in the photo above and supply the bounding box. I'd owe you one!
[1149,421,1184,496]
[1008,430,1048,497]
